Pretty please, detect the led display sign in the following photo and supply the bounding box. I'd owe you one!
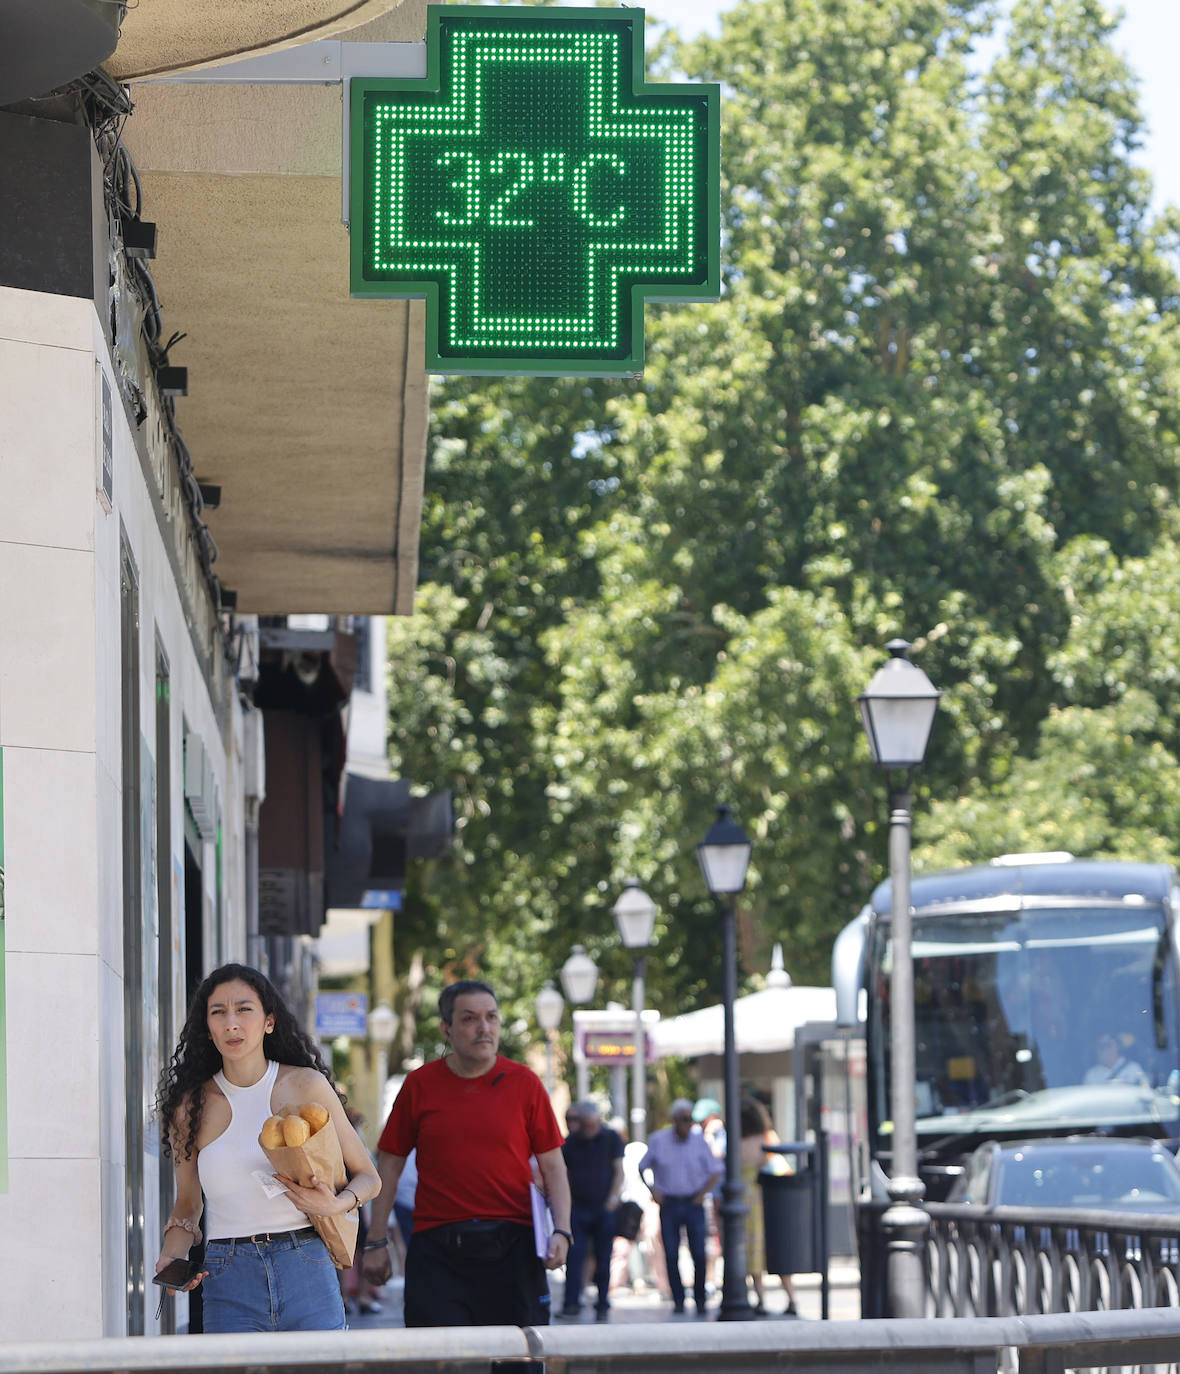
[580,1030,657,1065]
[349,5,719,376]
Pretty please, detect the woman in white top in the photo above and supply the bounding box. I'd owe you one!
[155,963,380,1331]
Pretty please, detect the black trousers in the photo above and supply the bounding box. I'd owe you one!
[404,1221,551,1327]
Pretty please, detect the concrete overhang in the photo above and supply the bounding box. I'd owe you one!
[109,1,435,613]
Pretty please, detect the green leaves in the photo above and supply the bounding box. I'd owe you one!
[383,0,1180,1044]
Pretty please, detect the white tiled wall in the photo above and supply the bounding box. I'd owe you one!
[0,284,246,1339]
[3,1157,105,1332]
[6,950,101,1157]
[2,747,99,958]
[0,544,97,755]
[0,336,95,553]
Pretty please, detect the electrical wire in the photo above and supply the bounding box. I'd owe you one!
[67,69,235,644]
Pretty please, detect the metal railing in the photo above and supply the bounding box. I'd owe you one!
[4,1308,1180,1374]
[925,1201,1180,1320]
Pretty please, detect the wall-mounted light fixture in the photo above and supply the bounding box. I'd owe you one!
[119,217,157,259]
[156,365,188,398]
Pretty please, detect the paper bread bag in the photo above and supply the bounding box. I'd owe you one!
[257,1110,359,1269]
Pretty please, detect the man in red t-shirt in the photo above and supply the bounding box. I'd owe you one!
[362,980,572,1326]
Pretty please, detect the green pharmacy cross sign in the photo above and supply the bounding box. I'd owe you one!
[349,5,720,376]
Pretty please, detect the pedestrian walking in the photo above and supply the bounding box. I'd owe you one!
[638,1098,723,1317]
[362,980,573,1326]
[739,1095,798,1315]
[340,1108,385,1316]
[154,963,380,1332]
[560,1100,624,1320]
[693,1097,725,1296]
[391,1146,418,1270]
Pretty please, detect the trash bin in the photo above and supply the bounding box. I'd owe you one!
[760,1169,816,1275]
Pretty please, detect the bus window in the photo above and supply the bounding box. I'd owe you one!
[870,904,1173,1125]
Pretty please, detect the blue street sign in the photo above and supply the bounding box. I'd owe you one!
[316,991,369,1037]
[361,889,403,910]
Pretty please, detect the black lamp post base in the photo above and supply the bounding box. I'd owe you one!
[717,1300,762,1321]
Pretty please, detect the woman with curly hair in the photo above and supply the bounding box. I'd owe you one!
[155,963,380,1332]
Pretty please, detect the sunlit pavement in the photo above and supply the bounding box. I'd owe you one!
[346,1257,861,1329]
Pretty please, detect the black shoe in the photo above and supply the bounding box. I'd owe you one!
[595,1308,609,1323]
[559,1305,580,1317]
[672,1303,686,1315]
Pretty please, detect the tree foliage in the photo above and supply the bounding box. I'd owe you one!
[383,0,1180,1049]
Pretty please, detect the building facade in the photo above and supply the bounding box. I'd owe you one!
[0,0,431,1340]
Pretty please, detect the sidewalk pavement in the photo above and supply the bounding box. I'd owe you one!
[346,1257,862,1330]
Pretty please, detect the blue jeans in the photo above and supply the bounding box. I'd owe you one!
[564,1203,615,1312]
[659,1196,707,1310]
[201,1230,346,1332]
[394,1201,415,1248]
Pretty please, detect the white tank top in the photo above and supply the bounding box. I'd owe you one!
[198,1060,310,1239]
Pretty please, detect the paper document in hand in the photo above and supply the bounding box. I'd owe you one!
[531,1183,554,1260]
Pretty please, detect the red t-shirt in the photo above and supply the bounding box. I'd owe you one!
[378,1055,563,1231]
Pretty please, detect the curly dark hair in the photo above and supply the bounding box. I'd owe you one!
[740,1095,771,1139]
[156,963,333,1161]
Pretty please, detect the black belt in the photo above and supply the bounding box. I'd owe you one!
[218,1226,317,1244]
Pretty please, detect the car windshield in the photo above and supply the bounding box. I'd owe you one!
[867,902,1180,1134]
[994,1146,1180,1207]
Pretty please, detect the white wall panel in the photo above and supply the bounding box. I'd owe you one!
[0,338,95,551]
[0,282,249,1339]
[0,541,96,754]
[1,746,99,956]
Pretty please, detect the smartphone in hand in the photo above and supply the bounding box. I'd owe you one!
[152,1257,199,1289]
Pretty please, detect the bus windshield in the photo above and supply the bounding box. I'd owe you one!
[868,903,1180,1137]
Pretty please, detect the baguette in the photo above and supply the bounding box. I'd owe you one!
[299,1103,330,1135]
[282,1115,311,1147]
[260,1115,286,1150]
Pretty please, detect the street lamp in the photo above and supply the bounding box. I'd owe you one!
[367,1000,399,1134]
[535,980,565,1095]
[560,944,599,1004]
[858,637,941,1318]
[561,944,600,1098]
[612,879,657,1143]
[697,804,757,1322]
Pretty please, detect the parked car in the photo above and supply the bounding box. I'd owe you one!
[946,1136,1180,1210]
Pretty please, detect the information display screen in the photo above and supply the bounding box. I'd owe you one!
[350,5,719,376]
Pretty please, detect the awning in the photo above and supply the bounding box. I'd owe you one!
[650,985,837,1059]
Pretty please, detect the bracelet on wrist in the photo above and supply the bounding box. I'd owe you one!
[362,1238,390,1251]
[164,1215,202,1245]
[553,1228,572,1244]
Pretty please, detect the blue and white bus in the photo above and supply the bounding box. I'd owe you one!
[832,853,1180,1316]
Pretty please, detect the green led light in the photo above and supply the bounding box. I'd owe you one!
[349,5,720,377]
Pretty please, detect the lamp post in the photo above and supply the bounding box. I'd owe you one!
[535,980,565,1095]
[858,638,941,1318]
[697,805,757,1322]
[367,1000,399,1136]
[561,944,600,1099]
[612,880,657,1144]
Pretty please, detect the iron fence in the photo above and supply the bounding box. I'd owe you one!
[925,1201,1180,1321]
